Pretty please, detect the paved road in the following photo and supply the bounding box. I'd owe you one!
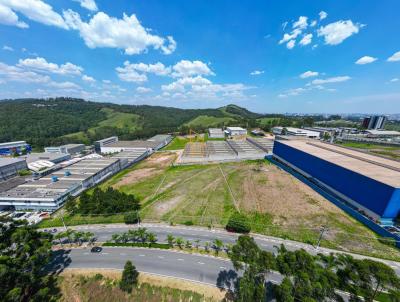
[46,223,400,274]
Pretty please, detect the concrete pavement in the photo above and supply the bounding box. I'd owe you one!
[46,222,400,274]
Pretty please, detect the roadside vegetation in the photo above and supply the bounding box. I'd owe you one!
[58,267,219,302]
[225,235,400,302]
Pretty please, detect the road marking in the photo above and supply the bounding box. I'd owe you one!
[139,254,145,257]
[120,253,127,256]
[101,253,109,255]
[197,262,204,265]
[158,256,164,259]
[83,252,89,255]
[220,266,226,270]
[177,258,184,261]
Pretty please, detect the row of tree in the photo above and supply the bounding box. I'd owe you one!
[65,187,140,215]
[53,229,96,246]
[226,235,400,302]
[111,228,157,244]
[0,218,58,302]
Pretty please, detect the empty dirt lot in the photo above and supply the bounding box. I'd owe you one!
[108,154,400,260]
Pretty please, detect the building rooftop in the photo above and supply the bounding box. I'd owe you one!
[365,130,400,136]
[147,134,172,142]
[24,152,70,164]
[0,158,26,168]
[0,141,27,148]
[227,127,246,131]
[106,140,160,149]
[276,140,400,187]
[209,128,224,133]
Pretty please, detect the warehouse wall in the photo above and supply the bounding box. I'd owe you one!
[273,140,400,220]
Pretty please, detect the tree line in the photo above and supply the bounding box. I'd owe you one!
[225,235,400,302]
[65,187,140,216]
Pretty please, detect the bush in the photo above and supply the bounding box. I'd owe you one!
[183,220,194,226]
[124,212,139,224]
[378,237,397,247]
[226,212,251,233]
[103,242,171,249]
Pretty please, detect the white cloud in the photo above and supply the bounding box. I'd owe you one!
[319,11,328,20]
[2,45,13,51]
[311,76,351,85]
[387,51,400,62]
[102,79,111,84]
[171,60,214,78]
[0,0,67,29]
[74,0,98,12]
[176,76,212,86]
[82,74,95,82]
[250,70,264,76]
[121,61,171,76]
[293,16,308,30]
[286,40,295,49]
[161,81,185,93]
[0,3,28,28]
[390,78,399,82]
[63,10,176,55]
[300,71,319,78]
[48,81,80,89]
[317,20,362,45]
[299,33,312,46]
[279,28,301,44]
[136,86,151,93]
[0,61,50,83]
[18,57,83,75]
[310,20,317,27]
[355,56,377,65]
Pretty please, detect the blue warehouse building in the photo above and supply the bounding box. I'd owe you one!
[273,139,400,225]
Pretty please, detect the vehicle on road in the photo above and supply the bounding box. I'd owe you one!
[90,246,102,253]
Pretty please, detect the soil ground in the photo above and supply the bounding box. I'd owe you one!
[106,153,400,260]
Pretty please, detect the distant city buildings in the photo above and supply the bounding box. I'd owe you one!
[362,115,387,130]
[272,127,320,139]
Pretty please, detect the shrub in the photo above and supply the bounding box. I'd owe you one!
[183,220,193,226]
[226,212,251,233]
[124,212,139,224]
[103,242,170,249]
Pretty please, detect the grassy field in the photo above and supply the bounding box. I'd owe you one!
[337,141,400,160]
[184,115,235,128]
[163,135,211,150]
[40,152,400,260]
[59,270,222,302]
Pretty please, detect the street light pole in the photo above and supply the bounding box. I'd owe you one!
[316,225,328,250]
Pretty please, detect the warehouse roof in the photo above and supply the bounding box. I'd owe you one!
[276,140,400,187]
[0,158,26,168]
[24,152,70,164]
[105,140,160,149]
[147,134,172,142]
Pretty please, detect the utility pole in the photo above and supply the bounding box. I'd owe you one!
[60,214,67,231]
[316,225,328,250]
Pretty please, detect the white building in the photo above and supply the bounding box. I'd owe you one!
[226,127,247,136]
[45,144,85,155]
[208,128,225,139]
[0,158,28,181]
[272,127,320,138]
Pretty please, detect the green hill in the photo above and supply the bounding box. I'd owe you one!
[0,98,262,149]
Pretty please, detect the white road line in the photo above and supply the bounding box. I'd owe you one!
[177,258,184,261]
[83,252,89,255]
[198,262,205,265]
[158,256,164,259]
[139,254,145,257]
[101,253,109,255]
[220,266,226,269]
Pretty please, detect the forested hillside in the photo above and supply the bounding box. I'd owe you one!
[0,98,317,149]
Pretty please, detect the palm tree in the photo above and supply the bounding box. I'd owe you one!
[194,239,200,250]
[204,241,210,253]
[65,229,75,245]
[137,228,148,243]
[213,239,223,255]
[82,232,94,245]
[175,237,184,249]
[166,234,175,246]
[120,232,129,243]
[127,229,138,242]
[54,232,65,246]
[73,231,84,245]
[185,240,192,249]
[148,233,157,244]
[112,233,121,243]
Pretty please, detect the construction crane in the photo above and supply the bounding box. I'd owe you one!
[189,128,204,143]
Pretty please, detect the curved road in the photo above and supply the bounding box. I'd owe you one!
[46,223,400,274]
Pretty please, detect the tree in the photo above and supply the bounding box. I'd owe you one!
[167,234,175,246]
[185,240,192,249]
[0,219,58,302]
[226,212,251,233]
[175,237,184,249]
[124,211,139,224]
[82,232,94,245]
[136,228,148,243]
[194,239,200,250]
[119,261,139,293]
[147,232,157,244]
[111,233,121,243]
[213,239,223,255]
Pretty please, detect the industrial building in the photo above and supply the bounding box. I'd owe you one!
[225,127,247,136]
[45,144,85,155]
[362,115,387,130]
[100,140,161,154]
[0,158,28,181]
[111,150,149,168]
[147,134,173,147]
[272,127,320,138]
[273,139,400,224]
[0,141,32,156]
[0,157,122,211]
[208,128,225,138]
[179,138,272,164]
[94,136,119,152]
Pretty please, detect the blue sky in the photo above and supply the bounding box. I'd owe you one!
[0,0,399,113]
